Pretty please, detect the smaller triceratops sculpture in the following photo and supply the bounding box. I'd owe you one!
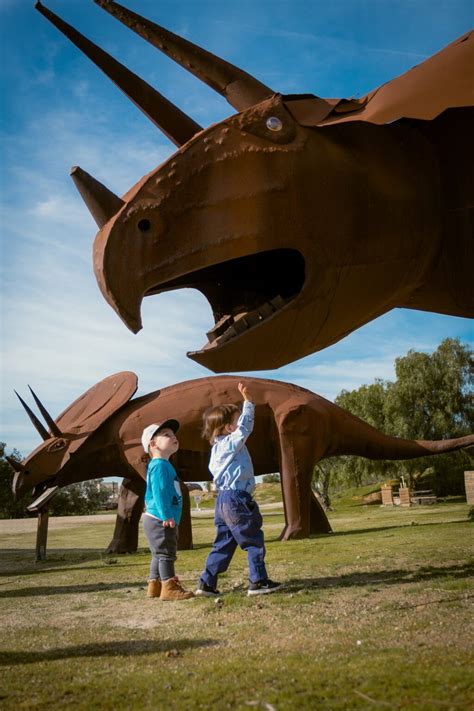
[9,373,473,553]
[36,1,473,372]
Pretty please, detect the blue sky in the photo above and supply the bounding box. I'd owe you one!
[1,0,473,459]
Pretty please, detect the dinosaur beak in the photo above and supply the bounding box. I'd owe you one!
[93,229,143,334]
[12,469,27,501]
[92,200,164,334]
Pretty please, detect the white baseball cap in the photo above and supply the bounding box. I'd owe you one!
[141,420,180,452]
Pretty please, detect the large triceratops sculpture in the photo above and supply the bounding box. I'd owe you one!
[9,373,474,552]
[36,1,473,372]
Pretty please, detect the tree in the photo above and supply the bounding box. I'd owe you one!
[336,379,390,432]
[49,481,111,516]
[384,338,473,491]
[334,380,396,488]
[0,442,28,519]
[312,461,335,509]
[386,338,473,440]
[318,339,473,496]
[262,473,280,483]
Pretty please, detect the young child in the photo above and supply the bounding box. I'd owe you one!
[196,383,281,597]
[141,420,194,601]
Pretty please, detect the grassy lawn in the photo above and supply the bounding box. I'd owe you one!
[0,494,473,710]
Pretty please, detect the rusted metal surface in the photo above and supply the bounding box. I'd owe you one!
[35,507,50,561]
[10,373,474,552]
[36,2,473,371]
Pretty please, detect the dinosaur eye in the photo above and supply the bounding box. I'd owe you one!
[47,439,67,453]
[235,101,295,144]
[138,219,151,232]
[266,116,283,132]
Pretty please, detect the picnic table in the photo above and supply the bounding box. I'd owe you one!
[411,489,437,505]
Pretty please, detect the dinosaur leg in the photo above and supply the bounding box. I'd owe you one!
[277,410,331,540]
[309,489,332,534]
[106,477,146,553]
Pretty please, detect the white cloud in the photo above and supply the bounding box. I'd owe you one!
[32,194,86,224]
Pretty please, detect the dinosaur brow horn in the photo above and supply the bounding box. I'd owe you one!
[70,166,124,229]
[5,456,25,474]
[94,0,275,112]
[35,1,202,147]
[28,386,62,438]
[14,391,50,441]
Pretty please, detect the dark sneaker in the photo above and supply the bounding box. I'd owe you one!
[248,579,282,596]
[195,581,221,597]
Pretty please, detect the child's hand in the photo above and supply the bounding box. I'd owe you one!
[238,382,253,402]
[163,518,176,528]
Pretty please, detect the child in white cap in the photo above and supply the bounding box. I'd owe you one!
[141,420,194,601]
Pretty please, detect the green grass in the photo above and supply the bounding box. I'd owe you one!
[0,499,473,710]
[331,482,383,508]
[254,482,283,505]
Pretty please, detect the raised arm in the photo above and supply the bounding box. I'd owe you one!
[226,383,255,450]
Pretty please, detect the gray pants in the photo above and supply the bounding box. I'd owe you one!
[143,515,178,581]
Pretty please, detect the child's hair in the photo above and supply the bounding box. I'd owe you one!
[202,404,240,443]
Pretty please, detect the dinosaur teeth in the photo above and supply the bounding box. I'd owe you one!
[206,314,234,343]
[204,295,288,348]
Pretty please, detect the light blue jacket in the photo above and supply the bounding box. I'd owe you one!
[209,400,255,493]
[144,458,182,523]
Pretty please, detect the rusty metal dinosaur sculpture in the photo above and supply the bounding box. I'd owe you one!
[9,373,474,553]
[36,1,473,372]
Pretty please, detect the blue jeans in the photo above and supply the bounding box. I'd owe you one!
[200,489,267,588]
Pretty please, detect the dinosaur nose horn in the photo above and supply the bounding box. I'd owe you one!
[14,390,50,441]
[35,1,202,147]
[94,0,274,111]
[5,456,25,474]
[70,167,125,228]
[28,386,62,438]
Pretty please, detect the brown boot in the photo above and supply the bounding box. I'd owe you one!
[147,579,162,598]
[160,576,195,601]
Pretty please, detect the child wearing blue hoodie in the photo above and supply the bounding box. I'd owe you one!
[141,420,194,601]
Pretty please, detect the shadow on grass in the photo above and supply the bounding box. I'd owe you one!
[319,518,471,539]
[0,638,218,666]
[4,563,472,599]
[285,562,474,592]
[0,548,122,563]
[185,542,213,551]
[0,581,146,598]
[263,514,469,545]
[0,550,149,578]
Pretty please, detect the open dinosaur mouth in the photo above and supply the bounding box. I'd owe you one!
[146,248,305,352]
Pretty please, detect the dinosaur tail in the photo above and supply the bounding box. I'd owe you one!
[325,405,473,461]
